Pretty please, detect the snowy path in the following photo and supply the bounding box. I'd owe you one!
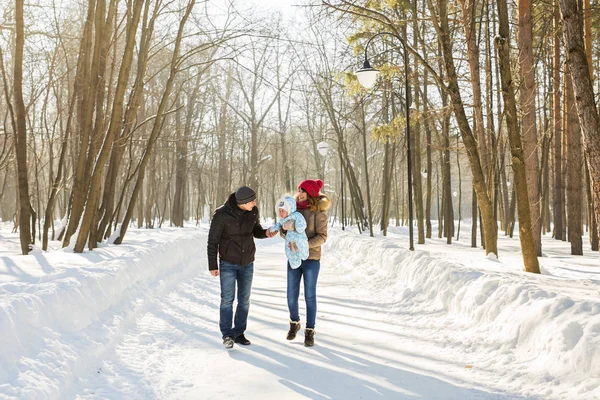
[71,237,533,400]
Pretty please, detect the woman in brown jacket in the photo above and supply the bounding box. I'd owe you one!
[282,179,331,347]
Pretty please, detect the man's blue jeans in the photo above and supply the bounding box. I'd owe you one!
[287,259,320,329]
[219,260,254,339]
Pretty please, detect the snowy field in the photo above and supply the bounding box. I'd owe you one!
[0,220,599,399]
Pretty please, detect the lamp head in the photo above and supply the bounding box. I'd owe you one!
[355,59,380,89]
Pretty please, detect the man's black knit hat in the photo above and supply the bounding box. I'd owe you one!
[235,186,256,204]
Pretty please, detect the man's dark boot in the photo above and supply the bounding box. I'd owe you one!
[286,320,301,340]
[304,328,315,347]
[234,334,251,345]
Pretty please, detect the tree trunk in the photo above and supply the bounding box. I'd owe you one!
[43,95,74,250]
[98,0,152,240]
[172,98,185,227]
[216,68,233,204]
[412,109,425,244]
[429,0,497,256]
[553,2,564,240]
[586,161,599,250]
[458,0,490,180]
[565,72,583,255]
[496,0,540,273]
[471,189,477,247]
[424,71,432,239]
[558,0,600,248]
[381,88,392,235]
[74,0,144,252]
[63,0,98,247]
[360,101,374,236]
[14,0,33,255]
[518,0,542,256]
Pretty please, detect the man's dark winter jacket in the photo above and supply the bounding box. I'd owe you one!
[207,192,267,270]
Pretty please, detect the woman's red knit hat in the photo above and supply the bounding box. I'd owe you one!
[298,179,324,197]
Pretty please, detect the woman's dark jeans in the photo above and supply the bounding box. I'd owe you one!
[287,259,320,329]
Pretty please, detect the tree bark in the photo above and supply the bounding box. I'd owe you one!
[428,0,497,255]
[74,0,144,252]
[63,0,97,247]
[518,0,542,256]
[553,1,564,240]
[14,0,33,255]
[496,0,540,273]
[565,72,583,255]
[558,0,600,247]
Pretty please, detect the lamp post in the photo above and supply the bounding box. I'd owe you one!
[317,140,345,230]
[355,32,414,251]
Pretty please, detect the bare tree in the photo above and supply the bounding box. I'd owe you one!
[558,0,600,248]
[13,0,34,254]
[518,0,542,256]
[495,0,540,273]
[115,0,195,244]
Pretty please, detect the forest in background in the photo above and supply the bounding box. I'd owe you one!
[0,0,599,273]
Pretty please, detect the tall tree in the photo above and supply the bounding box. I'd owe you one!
[14,0,34,254]
[518,0,542,255]
[496,0,540,273]
[558,0,600,247]
[553,1,564,240]
[428,0,497,256]
[565,72,583,255]
[115,0,195,244]
[74,0,145,252]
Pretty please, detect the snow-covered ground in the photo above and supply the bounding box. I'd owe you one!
[0,220,599,399]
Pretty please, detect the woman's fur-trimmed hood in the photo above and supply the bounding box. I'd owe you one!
[316,195,331,212]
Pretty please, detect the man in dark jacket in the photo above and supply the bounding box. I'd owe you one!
[208,186,277,349]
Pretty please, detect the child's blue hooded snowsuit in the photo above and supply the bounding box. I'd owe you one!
[269,196,309,268]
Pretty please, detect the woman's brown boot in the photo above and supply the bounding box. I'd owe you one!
[286,320,300,340]
[304,328,315,347]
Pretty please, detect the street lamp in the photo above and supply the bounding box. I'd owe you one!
[355,32,414,251]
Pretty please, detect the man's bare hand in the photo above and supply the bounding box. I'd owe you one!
[282,220,295,231]
[210,270,219,277]
[288,241,299,253]
[266,229,278,238]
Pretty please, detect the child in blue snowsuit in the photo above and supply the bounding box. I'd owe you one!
[269,195,309,269]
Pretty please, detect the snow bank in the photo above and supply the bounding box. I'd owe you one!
[324,229,600,399]
[0,228,207,399]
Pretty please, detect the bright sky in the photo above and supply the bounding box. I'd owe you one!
[247,0,309,21]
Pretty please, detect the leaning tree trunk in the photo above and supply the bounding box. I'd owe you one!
[496,0,540,273]
[458,0,490,182]
[98,0,151,240]
[558,0,600,247]
[74,0,144,252]
[14,0,33,255]
[63,0,99,247]
[428,0,497,256]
